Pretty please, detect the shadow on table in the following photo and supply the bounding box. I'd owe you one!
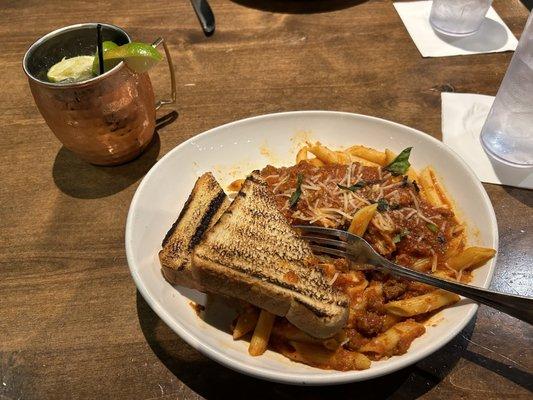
[52,111,178,199]
[485,153,533,203]
[137,291,479,399]
[502,184,533,207]
[433,18,509,52]
[231,0,368,14]
[462,349,533,392]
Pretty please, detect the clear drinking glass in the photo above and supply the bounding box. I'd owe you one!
[430,0,493,37]
[480,12,533,167]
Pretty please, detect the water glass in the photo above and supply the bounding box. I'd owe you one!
[480,12,533,168]
[430,0,493,37]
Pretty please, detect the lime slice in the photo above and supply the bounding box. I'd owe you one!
[102,42,163,74]
[47,55,95,83]
[92,41,119,75]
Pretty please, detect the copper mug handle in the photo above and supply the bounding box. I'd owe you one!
[152,37,176,110]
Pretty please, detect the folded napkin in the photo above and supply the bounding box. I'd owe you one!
[441,92,533,189]
[393,1,518,57]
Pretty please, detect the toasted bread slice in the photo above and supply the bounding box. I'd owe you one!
[159,172,230,289]
[192,172,349,338]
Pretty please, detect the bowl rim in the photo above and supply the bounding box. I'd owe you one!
[125,110,498,385]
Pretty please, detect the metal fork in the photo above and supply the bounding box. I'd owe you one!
[294,225,533,324]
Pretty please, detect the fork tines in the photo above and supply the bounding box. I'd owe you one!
[293,225,349,259]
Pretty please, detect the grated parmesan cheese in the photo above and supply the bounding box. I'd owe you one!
[431,251,438,273]
[328,272,340,285]
[272,175,289,193]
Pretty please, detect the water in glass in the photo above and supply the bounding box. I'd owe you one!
[430,0,493,36]
[480,12,533,167]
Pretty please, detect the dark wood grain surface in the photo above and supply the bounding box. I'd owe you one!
[1,1,532,399]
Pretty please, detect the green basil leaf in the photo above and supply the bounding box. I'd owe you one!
[337,180,366,192]
[385,147,412,176]
[289,173,304,208]
[426,222,439,233]
[377,198,389,212]
[393,229,410,244]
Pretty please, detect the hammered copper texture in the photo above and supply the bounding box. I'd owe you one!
[29,65,155,165]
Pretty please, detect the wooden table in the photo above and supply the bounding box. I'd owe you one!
[1,1,532,398]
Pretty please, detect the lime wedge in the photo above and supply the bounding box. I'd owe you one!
[47,55,95,83]
[102,42,163,74]
[92,41,118,75]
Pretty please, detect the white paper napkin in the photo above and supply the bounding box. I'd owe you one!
[394,1,518,57]
[441,92,533,189]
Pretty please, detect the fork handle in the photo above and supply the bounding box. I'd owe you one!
[379,258,533,325]
[190,0,215,36]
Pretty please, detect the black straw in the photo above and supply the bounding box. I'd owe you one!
[96,24,104,75]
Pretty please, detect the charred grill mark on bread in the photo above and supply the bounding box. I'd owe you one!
[159,173,230,286]
[189,189,227,251]
[162,191,195,247]
[293,297,331,319]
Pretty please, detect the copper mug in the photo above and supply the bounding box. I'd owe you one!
[23,23,176,166]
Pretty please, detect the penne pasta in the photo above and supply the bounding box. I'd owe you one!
[406,166,419,183]
[307,143,347,165]
[349,281,383,314]
[444,234,467,259]
[384,289,460,317]
[308,158,325,167]
[347,153,381,167]
[346,145,387,165]
[411,257,431,272]
[446,246,496,271]
[346,280,369,301]
[384,148,396,165]
[233,306,259,340]
[426,166,453,209]
[323,336,344,351]
[335,151,352,165]
[348,204,378,236]
[248,309,276,356]
[418,167,443,207]
[431,269,458,281]
[418,166,458,216]
[228,178,245,192]
[272,320,346,349]
[360,320,425,358]
[382,313,402,331]
[288,341,371,371]
[296,146,308,163]
[271,320,323,345]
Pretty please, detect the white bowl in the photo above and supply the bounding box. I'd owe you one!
[125,111,498,385]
